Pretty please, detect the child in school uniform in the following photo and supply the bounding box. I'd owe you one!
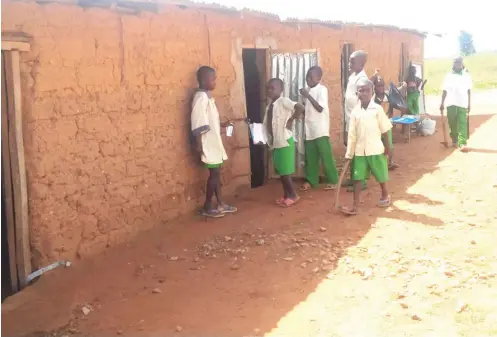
[298,66,339,192]
[340,78,392,216]
[263,78,305,207]
[343,50,369,191]
[191,66,237,218]
[371,73,398,170]
[440,56,472,152]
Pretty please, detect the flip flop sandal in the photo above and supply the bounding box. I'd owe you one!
[279,196,300,208]
[299,183,311,191]
[201,209,225,218]
[218,204,238,214]
[339,205,357,215]
[378,197,391,208]
[324,184,337,191]
[276,197,285,205]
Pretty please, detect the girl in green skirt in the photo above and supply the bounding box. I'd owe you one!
[263,78,305,207]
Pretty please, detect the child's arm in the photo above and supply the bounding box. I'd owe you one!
[377,108,393,156]
[344,114,357,160]
[300,88,324,112]
[191,93,210,153]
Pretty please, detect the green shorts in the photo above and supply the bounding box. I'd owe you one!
[273,138,295,176]
[352,155,388,183]
[204,162,223,169]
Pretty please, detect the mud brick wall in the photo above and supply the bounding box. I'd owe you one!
[1,0,423,266]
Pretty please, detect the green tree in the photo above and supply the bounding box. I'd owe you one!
[459,31,476,56]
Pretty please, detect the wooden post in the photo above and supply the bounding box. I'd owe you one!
[1,53,19,293]
[4,50,31,287]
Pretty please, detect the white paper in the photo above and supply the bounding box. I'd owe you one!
[249,123,266,144]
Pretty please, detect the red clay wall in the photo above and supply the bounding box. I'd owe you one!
[1,1,423,266]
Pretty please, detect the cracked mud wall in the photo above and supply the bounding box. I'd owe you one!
[1,1,423,266]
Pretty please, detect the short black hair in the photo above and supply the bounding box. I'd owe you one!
[308,66,323,78]
[268,77,284,90]
[196,66,215,84]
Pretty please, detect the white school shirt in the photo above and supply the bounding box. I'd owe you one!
[304,83,329,140]
[191,91,228,165]
[442,71,473,108]
[345,100,393,159]
[263,96,297,149]
[344,70,368,131]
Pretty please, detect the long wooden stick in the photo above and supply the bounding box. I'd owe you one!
[440,111,449,148]
[335,160,351,209]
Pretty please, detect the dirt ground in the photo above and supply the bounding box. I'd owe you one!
[3,92,497,337]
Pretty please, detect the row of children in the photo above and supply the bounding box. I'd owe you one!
[191,50,408,217]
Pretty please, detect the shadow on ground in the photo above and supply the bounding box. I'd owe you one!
[1,113,494,337]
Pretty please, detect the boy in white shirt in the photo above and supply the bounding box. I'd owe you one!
[440,57,472,152]
[263,78,305,207]
[191,66,237,218]
[344,51,369,191]
[341,78,392,216]
[298,66,339,192]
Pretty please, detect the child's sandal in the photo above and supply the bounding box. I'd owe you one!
[378,196,391,208]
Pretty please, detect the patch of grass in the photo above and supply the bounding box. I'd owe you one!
[424,52,497,95]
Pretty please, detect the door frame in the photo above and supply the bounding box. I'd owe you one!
[340,42,354,144]
[2,32,32,289]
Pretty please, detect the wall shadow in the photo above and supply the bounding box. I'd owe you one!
[1,114,493,337]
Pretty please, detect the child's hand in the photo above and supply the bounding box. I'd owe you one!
[384,146,391,158]
[299,88,310,99]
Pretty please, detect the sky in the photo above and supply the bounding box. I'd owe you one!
[194,0,495,58]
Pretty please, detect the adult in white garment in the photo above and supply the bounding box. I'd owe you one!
[343,50,368,191]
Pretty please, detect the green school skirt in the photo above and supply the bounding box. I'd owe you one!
[273,138,295,176]
[204,162,223,169]
[352,155,388,183]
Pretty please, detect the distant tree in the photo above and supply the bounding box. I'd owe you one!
[459,31,476,56]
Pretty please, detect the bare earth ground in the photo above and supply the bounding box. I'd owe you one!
[3,91,497,337]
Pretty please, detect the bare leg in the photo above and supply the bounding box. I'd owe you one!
[205,168,220,211]
[280,176,289,199]
[352,180,361,211]
[281,175,297,200]
[379,182,389,200]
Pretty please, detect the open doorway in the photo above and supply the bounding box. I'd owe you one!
[242,49,267,188]
[341,43,354,144]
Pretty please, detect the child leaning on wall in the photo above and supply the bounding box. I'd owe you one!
[191,66,237,218]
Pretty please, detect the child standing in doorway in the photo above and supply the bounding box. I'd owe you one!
[299,66,339,192]
[191,66,237,218]
[344,50,369,192]
[341,78,392,215]
[263,78,305,207]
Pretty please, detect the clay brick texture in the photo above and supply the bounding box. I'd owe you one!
[2,0,424,267]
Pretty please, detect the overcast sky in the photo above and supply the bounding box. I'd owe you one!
[195,0,494,58]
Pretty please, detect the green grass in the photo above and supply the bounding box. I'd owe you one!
[424,52,497,95]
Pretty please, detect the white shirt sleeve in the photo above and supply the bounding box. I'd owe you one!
[441,74,450,92]
[466,74,473,90]
[317,86,329,108]
[377,106,393,134]
[345,113,357,159]
[280,97,297,116]
[191,92,210,136]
